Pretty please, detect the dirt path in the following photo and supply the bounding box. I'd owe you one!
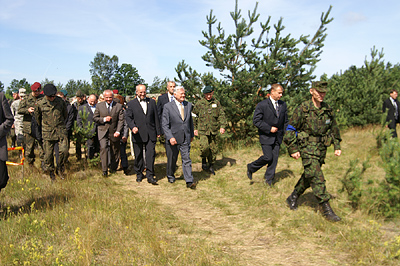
[111,159,347,266]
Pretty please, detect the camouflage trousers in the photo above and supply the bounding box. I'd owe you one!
[9,127,16,147]
[294,157,330,203]
[199,133,218,164]
[43,137,69,173]
[24,133,44,165]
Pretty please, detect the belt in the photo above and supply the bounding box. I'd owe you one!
[308,136,323,142]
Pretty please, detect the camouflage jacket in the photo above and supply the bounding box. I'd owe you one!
[284,99,341,160]
[193,97,227,135]
[18,93,44,134]
[11,99,24,135]
[35,96,68,141]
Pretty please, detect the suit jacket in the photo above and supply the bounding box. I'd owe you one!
[383,97,399,128]
[0,92,14,161]
[156,93,170,121]
[126,97,161,143]
[93,101,124,142]
[77,103,97,136]
[162,100,194,144]
[253,97,288,145]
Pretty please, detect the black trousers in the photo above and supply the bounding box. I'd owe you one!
[0,160,9,191]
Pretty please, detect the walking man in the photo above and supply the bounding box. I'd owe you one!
[284,81,342,222]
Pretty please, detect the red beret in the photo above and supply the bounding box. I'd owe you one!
[112,89,119,94]
[31,82,42,91]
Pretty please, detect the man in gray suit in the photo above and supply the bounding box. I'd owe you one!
[0,92,14,195]
[162,86,196,189]
[93,90,124,177]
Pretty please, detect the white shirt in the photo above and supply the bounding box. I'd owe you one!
[138,97,147,114]
[174,99,185,119]
[168,92,174,102]
[270,97,278,111]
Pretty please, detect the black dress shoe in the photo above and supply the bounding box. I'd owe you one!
[123,167,130,175]
[208,165,216,175]
[49,171,56,182]
[102,171,108,177]
[168,178,175,183]
[186,182,197,189]
[136,178,142,183]
[148,179,159,185]
[247,164,252,180]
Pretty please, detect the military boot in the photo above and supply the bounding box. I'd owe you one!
[320,201,341,222]
[201,158,209,171]
[286,190,300,210]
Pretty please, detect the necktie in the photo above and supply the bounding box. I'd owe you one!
[170,95,174,102]
[108,103,111,114]
[393,100,398,120]
[180,103,184,120]
[275,101,279,117]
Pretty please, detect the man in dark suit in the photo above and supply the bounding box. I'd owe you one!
[77,94,99,159]
[157,81,176,123]
[93,90,124,176]
[383,89,399,138]
[162,86,196,189]
[0,92,14,195]
[126,84,161,184]
[247,84,288,186]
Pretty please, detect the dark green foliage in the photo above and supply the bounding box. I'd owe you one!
[90,52,119,93]
[111,63,146,96]
[64,79,93,97]
[148,76,170,94]
[6,78,30,98]
[374,131,400,218]
[339,158,370,209]
[183,0,333,140]
[325,47,399,128]
[0,81,4,92]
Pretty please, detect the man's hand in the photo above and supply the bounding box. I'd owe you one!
[220,128,225,134]
[132,127,139,134]
[270,126,278,133]
[170,137,177,146]
[114,132,120,138]
[334,150,342,156]
[105,116,112,122]
[12,124,15,129]
[194,130,198,136]
[291,152,301,160]
[122,136,127,143]
[28,107,35,114]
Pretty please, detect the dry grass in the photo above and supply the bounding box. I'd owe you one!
[1,125,399,265]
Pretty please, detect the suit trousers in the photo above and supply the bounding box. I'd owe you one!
[248,140,280,184]
[133,140,156,180]
[166,138,194,183]
[0,160,9,191]
[99,136,120,172]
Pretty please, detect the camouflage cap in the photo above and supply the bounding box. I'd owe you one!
[76,90,84,97]
[203,85,213,94]
[311,81,328,92]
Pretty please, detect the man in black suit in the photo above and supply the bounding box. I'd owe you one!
[247,84,288,186]
[125,84,161,184]
[383,89,399,138]
[162,86,196,189]
[0,92,14,195]
[77,94,99,159]
[93,90,124,177]
[157,81,176,123]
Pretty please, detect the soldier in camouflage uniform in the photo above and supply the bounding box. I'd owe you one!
[193,86,227,175]
[284,81,342,222]
[18,82,44,167]
[10,88,25,147]
[72,90,87,160]
[35,84,68,181]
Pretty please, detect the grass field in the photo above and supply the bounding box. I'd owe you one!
[1,125,399,265]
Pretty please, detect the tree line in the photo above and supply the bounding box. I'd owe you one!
[2,0,399,141]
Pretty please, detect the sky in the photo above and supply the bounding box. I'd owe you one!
[1,0,400,89]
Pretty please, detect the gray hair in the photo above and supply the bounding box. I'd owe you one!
[174,85,185,94]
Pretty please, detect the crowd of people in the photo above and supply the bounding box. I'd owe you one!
[1,81,398,222]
